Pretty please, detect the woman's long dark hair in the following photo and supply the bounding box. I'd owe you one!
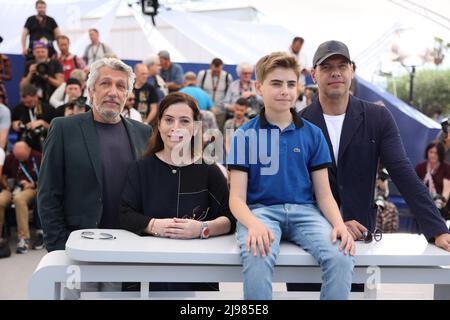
[143,92,201,158]
[425,141,445,163]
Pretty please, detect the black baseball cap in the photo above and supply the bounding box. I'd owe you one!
[66,78,81,88]
[313,40,351,67]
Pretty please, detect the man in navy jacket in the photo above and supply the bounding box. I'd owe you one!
[301,40,450,249]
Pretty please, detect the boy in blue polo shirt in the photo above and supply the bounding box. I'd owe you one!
[228,52,355,300]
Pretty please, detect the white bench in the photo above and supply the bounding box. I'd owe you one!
[28,229,450,300]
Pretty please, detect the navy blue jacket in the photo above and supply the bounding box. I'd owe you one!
[301,95,448,241]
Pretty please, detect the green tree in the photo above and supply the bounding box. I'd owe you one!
[386,69,450,117]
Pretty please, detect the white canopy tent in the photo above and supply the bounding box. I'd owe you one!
[1,0,448,81]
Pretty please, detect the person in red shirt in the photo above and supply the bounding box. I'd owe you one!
[56,35,86,81]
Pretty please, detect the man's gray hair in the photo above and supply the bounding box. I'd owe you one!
[86,58,135,94]
[236,62,253,77]
[142,55,159,68]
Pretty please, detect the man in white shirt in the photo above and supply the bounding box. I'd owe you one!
[197,58,233,130]
[288,36,311,87]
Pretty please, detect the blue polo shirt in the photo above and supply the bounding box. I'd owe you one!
[227,108,331,206]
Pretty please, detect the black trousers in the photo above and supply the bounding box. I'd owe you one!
[122,282,219,291]
[286,283,364,292]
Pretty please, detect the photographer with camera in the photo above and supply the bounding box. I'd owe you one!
[12,84,55,152]
[20,40,63,103]
[49,69,87,108]
[0,141,42,254]
[55,78,90,117]
[416,141,450,221]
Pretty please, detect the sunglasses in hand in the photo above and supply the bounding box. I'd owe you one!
[358,229,382,243]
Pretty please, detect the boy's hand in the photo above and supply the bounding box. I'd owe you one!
[332,224,355,256]
[246,219,275,257]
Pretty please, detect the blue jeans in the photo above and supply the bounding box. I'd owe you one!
[236,203,354,300]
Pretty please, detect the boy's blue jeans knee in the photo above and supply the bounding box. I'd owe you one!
[236,203,354,300]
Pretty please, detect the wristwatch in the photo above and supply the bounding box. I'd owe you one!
[200,222,210,239]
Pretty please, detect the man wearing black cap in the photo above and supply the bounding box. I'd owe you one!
[299,40,450,250]
[55,78,90,117]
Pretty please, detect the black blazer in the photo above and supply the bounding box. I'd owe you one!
[38,111,152,251]
[301,95,448,240]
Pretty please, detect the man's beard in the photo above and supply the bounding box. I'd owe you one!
[93,99,122,122]
[96,105,120,122]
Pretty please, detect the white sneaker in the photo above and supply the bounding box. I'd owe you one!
[16,239,29,254]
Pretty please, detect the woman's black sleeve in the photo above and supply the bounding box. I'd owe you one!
[208,164,236,234]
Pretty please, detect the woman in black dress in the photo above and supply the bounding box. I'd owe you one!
[120,92,235,291]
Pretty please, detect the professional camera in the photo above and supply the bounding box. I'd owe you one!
[18,122,45,137]
[433,194,446,210]
[67,96,87,109]
[36,62,50,77]
[17,123,46,151]
[31,125,45,137]
[65,96,88,116]
[17,122,28,133]
[246,107,258,119]
[441,118,449,134]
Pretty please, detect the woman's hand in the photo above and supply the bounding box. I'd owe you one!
[164,218,202,239]
[146,218,176,237]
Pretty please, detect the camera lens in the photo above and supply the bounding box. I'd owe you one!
[36,62,49,76]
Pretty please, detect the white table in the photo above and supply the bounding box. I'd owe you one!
[28,229,450,299]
